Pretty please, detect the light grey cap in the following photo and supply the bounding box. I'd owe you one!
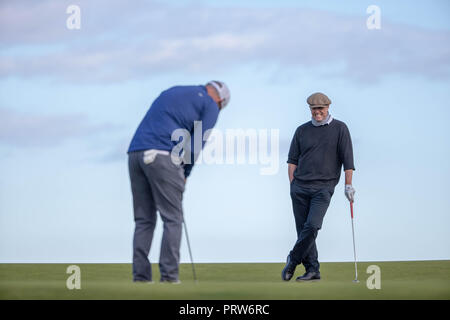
[207,80,230,108]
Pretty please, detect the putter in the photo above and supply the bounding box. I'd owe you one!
[350,202,359,283]
[182,218,198,283]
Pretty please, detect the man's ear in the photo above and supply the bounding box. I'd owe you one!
[217,99,224,110]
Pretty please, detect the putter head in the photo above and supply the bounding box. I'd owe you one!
[353,279,360,283]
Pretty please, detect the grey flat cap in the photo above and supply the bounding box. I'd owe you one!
[307,92,331,107]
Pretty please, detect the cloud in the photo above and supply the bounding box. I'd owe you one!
[0,0,157,46]
[0,1,449,83]
[0,108,118,147]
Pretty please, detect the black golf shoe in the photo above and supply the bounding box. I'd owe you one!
[296,271,321,282]
[281,255,297,281]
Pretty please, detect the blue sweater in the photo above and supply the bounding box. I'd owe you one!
[128,85,219,177]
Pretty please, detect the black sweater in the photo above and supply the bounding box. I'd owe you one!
[287,119,355,187]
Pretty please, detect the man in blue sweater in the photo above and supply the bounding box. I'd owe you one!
[128,81,230,283]
[282,92,355,282]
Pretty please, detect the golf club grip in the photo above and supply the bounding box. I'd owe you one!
[350,201,354,219]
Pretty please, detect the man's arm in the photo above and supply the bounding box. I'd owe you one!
[183,101,219,179]
[287,128,300,184]
[345,169,353,185]
[339,124,356,202]
[288,164,297,183]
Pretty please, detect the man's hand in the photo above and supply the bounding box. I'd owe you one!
[345,184,355,202]
[288,163,297,183]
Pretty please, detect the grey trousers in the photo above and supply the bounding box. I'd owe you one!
[128,150,185,281]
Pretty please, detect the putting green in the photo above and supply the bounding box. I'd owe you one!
[0,261,449,299]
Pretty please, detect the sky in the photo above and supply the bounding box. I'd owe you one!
[0,0,449,264]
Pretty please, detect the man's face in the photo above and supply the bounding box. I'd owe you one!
[310,105,329,122]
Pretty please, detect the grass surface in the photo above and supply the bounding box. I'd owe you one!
[0,261,449,299]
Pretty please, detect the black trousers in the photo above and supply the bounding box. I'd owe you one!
[289,181,334,272]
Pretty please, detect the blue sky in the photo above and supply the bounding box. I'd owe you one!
[0,0,449,263]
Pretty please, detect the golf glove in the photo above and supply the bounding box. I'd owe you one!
[345,184,355,202]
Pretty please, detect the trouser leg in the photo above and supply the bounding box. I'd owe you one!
[158,199,183,281]
[302,241,319,273]
[290,184,318,272]
[289,185,333,268]
[129,152,157,281]
[141,154,185,281]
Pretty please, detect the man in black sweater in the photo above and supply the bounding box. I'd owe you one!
[282,92,356,282]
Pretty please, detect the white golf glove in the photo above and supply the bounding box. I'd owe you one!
[345,184,355,202]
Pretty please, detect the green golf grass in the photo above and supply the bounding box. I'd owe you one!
[0,261,449,299]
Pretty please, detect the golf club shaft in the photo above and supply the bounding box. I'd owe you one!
[182,219,197,282]
[350,202,358,280]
